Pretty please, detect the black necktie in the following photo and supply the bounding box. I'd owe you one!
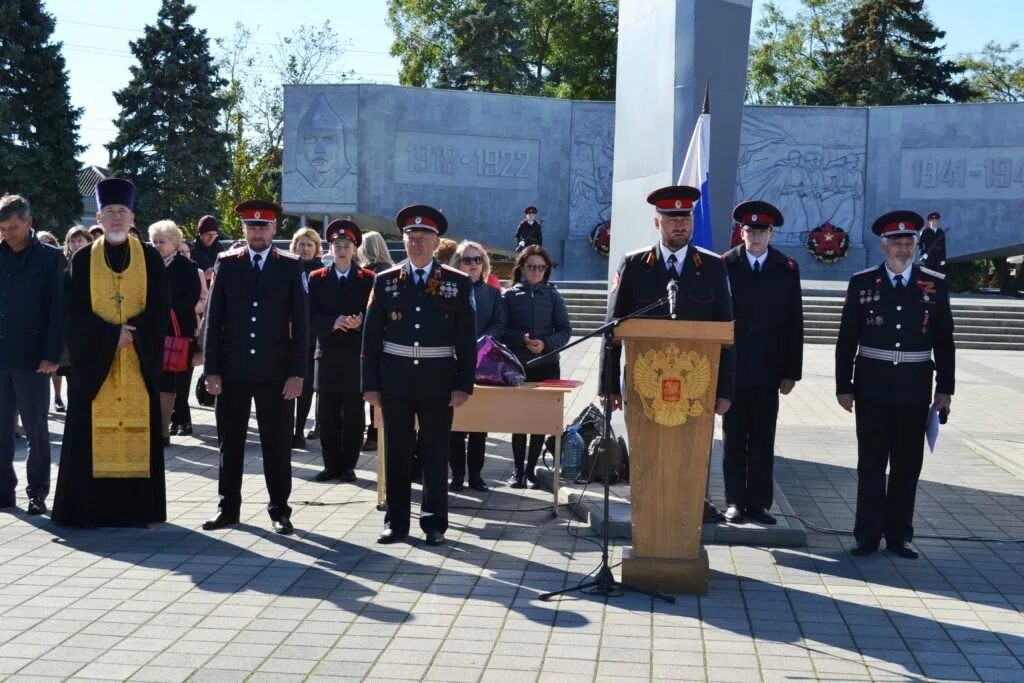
[667,254,678,278]
[894,273,904,288]
[753,260,761,274]
[415,268,426,288]
[252,253,262,275]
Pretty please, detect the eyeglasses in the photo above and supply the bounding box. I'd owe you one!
[461,256,484,265]
[524,263,548,272]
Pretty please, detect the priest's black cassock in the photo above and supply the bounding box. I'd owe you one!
[52,237,170,527]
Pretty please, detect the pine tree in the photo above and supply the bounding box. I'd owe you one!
[106,0,229,227]
[0,0,83,234]
[808,0,973,105]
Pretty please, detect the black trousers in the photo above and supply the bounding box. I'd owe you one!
[215,379,293,520]
[854,400,928,546]
[382,397,452,535]
[318,390,364,472]
[512,362,560,472]
[170,365,194,427]
[722,385,779,512]
[449,431,486,484]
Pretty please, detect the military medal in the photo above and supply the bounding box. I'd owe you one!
[921,310,930,334]
[389,311,402,321]
[875,316,883,326]
[859,289,866,304]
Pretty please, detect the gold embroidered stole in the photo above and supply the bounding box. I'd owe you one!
[89,236,151,478]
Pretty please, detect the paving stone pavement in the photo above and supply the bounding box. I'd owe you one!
[1,340,1023,682]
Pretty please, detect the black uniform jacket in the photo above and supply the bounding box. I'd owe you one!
[515,220,543,248]
[835,264,955,406]
[308,264,375,392]
[203,246,309,383]
[600,243,735,401]
[723,245,803,388]
[918,227,946,267]
[361,259,477,400]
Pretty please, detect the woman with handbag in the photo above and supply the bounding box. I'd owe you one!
[149,221,200,447]
[447,241,506,492]
[502,246,572,488]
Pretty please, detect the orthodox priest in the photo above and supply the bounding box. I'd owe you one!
[52,178,170,527]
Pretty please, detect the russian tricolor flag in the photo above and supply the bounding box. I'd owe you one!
[677,85,713,251]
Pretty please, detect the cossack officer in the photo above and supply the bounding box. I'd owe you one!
[362,205,476,547]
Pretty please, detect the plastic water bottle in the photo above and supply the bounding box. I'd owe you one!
[562,425,586,481]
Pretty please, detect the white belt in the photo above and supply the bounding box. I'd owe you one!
[383,342,455,359]
[858,346,931,364]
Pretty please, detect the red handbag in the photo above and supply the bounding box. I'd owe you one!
[163,309,191,372]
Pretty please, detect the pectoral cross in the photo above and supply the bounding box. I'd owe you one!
[110,290,124,315]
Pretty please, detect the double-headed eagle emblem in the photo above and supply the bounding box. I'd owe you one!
[632,345,711,426]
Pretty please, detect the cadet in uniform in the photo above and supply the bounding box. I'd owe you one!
[600,185,735,522]
[514,206,543,251]
[202,200,308,535]
[836,210,955,559]
[362,205,476,546]
[308,219,375,483]
[722,201,803,525]
[918,211,947,272]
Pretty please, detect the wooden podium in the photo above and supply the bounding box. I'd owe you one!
[615,319,734,595]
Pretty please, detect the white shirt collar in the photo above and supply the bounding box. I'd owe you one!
[659,243,688,273]
[409,260,433,280]
[248,246,271,269]
[745,249,768,269]
[885,262,913,286]
[335,263,351,279]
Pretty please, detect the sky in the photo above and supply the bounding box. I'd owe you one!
[46,0,1024,167]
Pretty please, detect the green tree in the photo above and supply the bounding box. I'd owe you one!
[957,41,1024,102]
[387,0,617,100]
[807,0,973,106]
[106,0,230,227]
[745,0,849,105]
[0,0,83,234]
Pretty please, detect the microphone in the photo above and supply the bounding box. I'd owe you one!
[666,280,678,319]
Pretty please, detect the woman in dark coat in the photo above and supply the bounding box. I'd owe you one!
[149,221,200,447]
[447,241,506,492]
[501,246,571,487]
[356,231,394,451]
[290,228,325,447]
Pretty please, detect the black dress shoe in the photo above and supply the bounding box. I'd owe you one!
[377,528,408,544]
[314,469,338,482]
[0,496,16,509]
[887,541,919,559]
[746,508,777,525]
[292,434,307,449]
[468,479,490,492]
[273,517,294,535]
[306,427,319,440]
[162,437,171,448]
[508,472,527,489]
[339,469,357,483]
[170,423,181,436]
[425,531,445,546]
[54,398,66,413]
[703,499,726,524]
[178,424,193,436]
[723,505,745,524]
[27,498,47,515]
[202,512,239,530]
[361,438,377,452]
[448,480,464,492]
[850,541,879,556]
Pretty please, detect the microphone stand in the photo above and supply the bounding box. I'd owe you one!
[529,298,675,603]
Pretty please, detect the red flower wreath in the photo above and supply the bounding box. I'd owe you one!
[805,222,850,264]
[589,221,611,257]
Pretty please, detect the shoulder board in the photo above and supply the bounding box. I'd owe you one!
[853,266,877,276]
[308,267,329,279]
[219,247,246,260]
[358,267,376,278]
[377,264,404,279]
[625,246,652,258]
[920,266,946,280]
[694,245,722,260]
[275,249,299,260]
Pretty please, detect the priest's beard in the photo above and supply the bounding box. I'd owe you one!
[106,230,128,244]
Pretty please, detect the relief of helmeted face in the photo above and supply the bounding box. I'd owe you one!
[296,94,352,188]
